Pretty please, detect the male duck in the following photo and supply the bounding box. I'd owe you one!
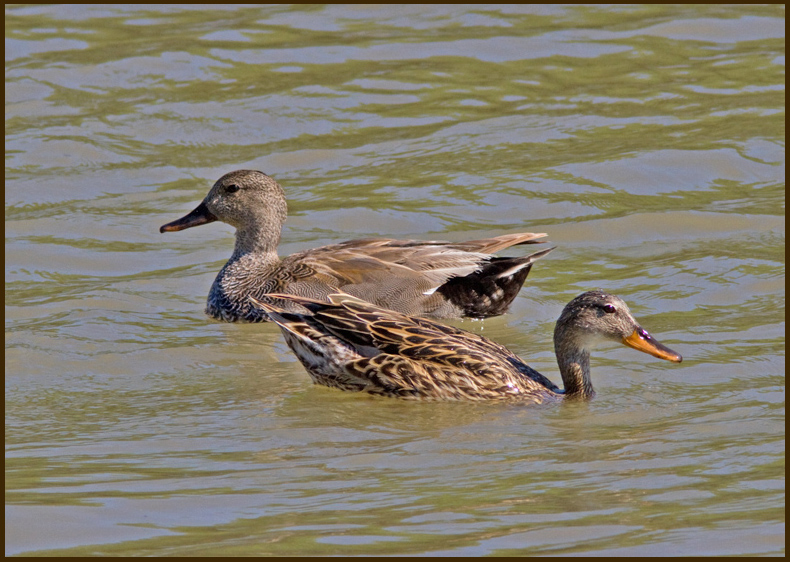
[250,290,682,402]
[160,170,553,322]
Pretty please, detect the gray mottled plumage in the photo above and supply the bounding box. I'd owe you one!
[251,290,683,402]
[161,170,554,322]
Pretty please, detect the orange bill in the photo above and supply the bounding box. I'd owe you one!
[622,328,682,363]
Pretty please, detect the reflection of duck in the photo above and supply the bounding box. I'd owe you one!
[250,290,682,402]
[160,170,553,322]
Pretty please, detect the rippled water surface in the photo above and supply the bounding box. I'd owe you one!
[5,4,785,556]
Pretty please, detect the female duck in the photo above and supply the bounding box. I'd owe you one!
[250,290,682,402]
[160,170,552,322]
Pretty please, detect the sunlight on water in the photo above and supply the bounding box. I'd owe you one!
[5,4,784,556]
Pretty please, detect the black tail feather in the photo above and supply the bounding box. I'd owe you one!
[436,247,553,318]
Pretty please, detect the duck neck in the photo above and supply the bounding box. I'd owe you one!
[554,327,596,399]
[230,220,282,264]
[556,350,595,399]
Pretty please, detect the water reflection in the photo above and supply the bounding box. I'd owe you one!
[5,3,784,557]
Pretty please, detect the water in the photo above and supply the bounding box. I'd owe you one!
[5,4,784,556]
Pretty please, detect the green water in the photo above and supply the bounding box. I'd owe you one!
[6,4,784,556]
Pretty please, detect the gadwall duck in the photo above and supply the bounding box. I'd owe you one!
[160,170,554,322]
[249,291,682,402]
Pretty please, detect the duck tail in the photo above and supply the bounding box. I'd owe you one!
[436,247,555,318]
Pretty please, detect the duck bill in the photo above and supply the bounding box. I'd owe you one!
[622,328,682,363]
[160,201,217,233]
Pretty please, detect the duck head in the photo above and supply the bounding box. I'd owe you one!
[554,290,683,363]
[160,170,287,233]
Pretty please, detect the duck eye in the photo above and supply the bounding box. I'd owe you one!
[226,184,240,193]
[602,304,616,314]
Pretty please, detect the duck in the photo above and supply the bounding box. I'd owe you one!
[249,290,682,402]
[160,170,554,322]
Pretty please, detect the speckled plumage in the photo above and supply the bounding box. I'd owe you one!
[251,291,683,402]
[160,170,553,322]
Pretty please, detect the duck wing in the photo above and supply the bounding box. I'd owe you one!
[281,234,551,317]
[254,293,560,401]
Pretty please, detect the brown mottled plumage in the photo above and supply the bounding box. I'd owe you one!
[250,291,683,402]
[160,170,553,322]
